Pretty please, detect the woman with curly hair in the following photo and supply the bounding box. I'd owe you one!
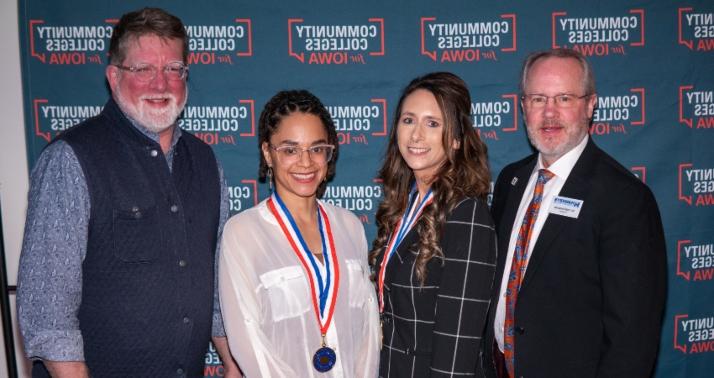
[371,72,497,377]
[219,90,380,377]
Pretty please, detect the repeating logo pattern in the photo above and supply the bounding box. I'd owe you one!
[227,179,258,215]
[327,99,388,147]
[322,180,383,225]
[179,100,255,146]
[679,86,714,129]
[552,10,645,56]
[678,7,714,52]
[678,163,714,206]
[471,93,519,141]
[677,239,714,282]
[674,314,714,354]
[591,88,645,136]
[29,19,116,65]
[288,18,385,64]
[420,14,517,63]
[32,99,103,141]
[17,3,714,377]
[185,19,253,65]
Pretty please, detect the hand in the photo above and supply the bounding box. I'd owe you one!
[212,336,242,377]
[44,360,90,378]
[222,363,243,378]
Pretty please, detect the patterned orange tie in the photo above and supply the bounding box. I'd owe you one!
[503,169,554,377]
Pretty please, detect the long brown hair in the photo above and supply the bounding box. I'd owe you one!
[370,72,491,284]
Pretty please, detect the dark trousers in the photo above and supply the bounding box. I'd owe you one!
[493,342,508,378]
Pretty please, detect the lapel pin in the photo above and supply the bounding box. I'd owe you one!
[511,177,518,186]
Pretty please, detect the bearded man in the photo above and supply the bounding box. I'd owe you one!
[18,8,239,378]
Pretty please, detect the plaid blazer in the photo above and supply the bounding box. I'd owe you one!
[377,197,497,377]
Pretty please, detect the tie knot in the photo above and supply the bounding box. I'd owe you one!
[538,169,555,184]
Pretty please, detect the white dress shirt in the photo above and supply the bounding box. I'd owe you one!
[219,198,380,377]
[495,135,589,351]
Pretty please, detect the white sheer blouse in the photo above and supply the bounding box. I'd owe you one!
[219,199,380,378]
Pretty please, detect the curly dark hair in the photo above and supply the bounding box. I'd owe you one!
[369,72,491,284]
[257,90,339,197]
[109,7,188,65]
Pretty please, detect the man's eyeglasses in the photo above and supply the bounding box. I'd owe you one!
[113,62,188,82]
[269,144,335,164]
[521,93,591,109]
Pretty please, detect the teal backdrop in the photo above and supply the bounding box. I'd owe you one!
[16,1,714,376]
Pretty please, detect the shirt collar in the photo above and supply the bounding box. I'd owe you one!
[536,134,589,180]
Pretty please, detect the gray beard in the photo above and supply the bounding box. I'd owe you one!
[113,85,188,134]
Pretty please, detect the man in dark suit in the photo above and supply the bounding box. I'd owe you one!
[482,49,667,378]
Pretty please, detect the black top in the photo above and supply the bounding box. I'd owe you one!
[378,197,497,377]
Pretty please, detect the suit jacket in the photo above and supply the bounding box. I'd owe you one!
[378,197,497,377]
[482,139,667,378]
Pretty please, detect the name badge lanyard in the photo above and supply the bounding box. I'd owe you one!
[377,186,434,312]
[267,192,340,372]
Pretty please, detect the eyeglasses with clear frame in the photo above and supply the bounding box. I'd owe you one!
[113,62,189,82]
[521,93,592,109]
[269,144,335,164]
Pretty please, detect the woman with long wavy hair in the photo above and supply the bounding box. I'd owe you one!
[371,72,497,377]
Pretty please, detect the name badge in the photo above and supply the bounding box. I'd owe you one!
[550,196,584,219]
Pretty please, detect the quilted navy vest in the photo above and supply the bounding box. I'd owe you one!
[58,99,220,377]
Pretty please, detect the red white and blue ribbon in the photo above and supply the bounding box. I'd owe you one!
[267,192,340,334]
[377,186,433,312]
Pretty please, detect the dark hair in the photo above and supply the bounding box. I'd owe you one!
[258,90,339,197]
[369,72,491,284]
[109,7,188,65]
[520,48,596,95]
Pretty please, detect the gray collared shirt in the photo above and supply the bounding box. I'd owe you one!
[17,118,229,362]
